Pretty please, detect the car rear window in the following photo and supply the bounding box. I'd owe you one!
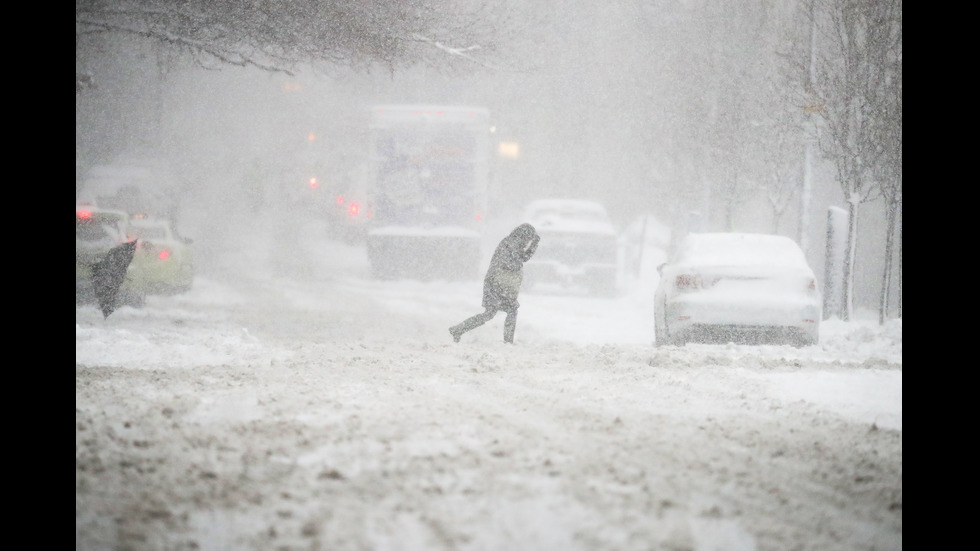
[680,234,807,268]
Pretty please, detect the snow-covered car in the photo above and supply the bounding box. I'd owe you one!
[75,205,144,307]
[521,199,619,295]
[655,232,821,347]
[126,216,195,294]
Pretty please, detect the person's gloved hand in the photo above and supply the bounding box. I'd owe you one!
[525,233,541,257]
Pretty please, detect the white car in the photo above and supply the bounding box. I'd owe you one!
[655,232,821,347]
[522,199,619,295]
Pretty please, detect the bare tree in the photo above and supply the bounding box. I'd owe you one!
[654,2,771,233]
[76,0,514,93]
[756,122,804,234]
[762,0,823,242]
[870,5,901,324]
[809,0,901,321]
[748,5,811,237]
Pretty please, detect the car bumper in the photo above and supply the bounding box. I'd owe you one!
[664,294,820,345]
[127,262,194,294]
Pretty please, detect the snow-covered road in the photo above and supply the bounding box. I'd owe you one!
[76,218,901,551]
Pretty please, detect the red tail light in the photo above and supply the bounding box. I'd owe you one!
[77,210,93,220]
[675,274,718,290]
[140,241,171,260]
[348,202,360,217]
[309,177,318,189]
[676,274,698,289]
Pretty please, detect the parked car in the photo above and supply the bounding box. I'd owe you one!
[125,215,195,295]
[522,199,619,295]
[655,232,821,347]
[75,205,144,307]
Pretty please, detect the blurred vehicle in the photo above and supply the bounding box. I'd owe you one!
[76,153,182,221]
[364,105,490,281]
[291,170,368,243]
[324,186,369,244]
[655,232,821,347]
[76,205,144,307]
[522,199,619,295]
[126,216,195,295]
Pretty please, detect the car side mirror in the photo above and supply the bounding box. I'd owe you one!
[656,262,666,276]
[183,237,194,245]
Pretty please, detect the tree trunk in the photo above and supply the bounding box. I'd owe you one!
[896,211,902,318]
[878,196,897,325]
[841,199,860,322]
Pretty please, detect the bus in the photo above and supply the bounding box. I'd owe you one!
[364,105,491,280]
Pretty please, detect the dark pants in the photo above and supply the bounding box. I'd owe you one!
[451,306,518,343]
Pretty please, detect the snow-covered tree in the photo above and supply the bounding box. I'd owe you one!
[76,0,513,93]
[808,0,901,321]
[869,4,901,323]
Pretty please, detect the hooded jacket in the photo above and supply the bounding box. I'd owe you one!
[482,223,540,311]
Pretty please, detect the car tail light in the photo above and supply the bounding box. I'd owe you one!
[675,274,718,290]
[77,209,93,220]
[348,202,360,217]
[676,274,699,289]
[138,241,172,261]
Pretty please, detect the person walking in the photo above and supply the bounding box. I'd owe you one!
[450,223,541,344]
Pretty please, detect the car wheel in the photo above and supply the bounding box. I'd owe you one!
[791,333,817,348]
